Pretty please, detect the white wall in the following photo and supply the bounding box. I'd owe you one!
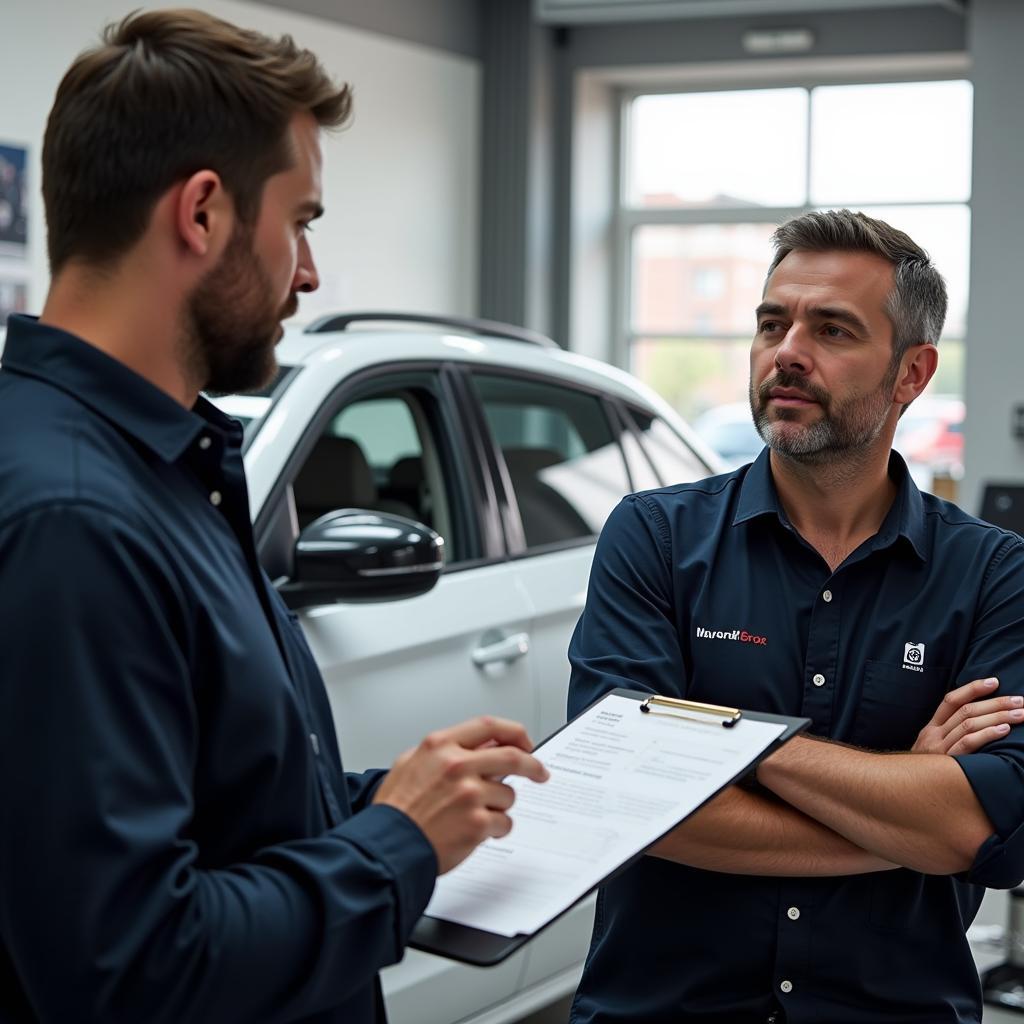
[1,0,480,322]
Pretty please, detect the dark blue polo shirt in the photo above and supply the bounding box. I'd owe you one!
[0,315,437,1023]
[568,449,1024,1024]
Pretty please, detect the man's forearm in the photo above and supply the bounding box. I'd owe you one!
[758,737,994,874]
[649,785,896,876]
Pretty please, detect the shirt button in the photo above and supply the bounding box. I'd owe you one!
[310,733,320,756]
[209,490,222,506]
[780,980,793,994]
[812,673,825,687]
[198,436,212,450]
[787,906,801,920]
[822,589,833,603]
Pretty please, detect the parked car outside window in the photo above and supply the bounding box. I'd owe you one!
[693,394,966,497]
[692,400,765,470]
[892,393,965,490]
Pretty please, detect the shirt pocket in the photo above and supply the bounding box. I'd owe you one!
[852,660,951,752]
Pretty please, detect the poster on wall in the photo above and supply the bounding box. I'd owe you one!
[0,266,28,322]
[0,264,28,327]
[0,143,28,255]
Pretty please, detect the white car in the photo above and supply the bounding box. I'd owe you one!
[692,401,765,471]
[211,312,723,1024]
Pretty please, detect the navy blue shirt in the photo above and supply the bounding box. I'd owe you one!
[568,450,1024,1024]
[0,316,437,1023]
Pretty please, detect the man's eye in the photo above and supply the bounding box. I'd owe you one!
[759,321,779,333]
[298,222,315,235]
[823,325,846,338]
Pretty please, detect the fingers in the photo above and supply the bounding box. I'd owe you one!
[446,745,550,784]
[941,693,1023,738]
[944,705,1024,749]
[430,715,536,754]
[933,678,999,727]
[487,811,514,840]
[479,780,517,812]
[948,722,1013,757]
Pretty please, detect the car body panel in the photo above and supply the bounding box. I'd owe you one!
[299,562,537,772]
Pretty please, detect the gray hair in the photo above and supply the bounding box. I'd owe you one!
[766,209,948,361]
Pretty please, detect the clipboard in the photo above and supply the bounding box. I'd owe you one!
[409,687,810,966]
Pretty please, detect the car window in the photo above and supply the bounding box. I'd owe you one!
[471,373,631,550]
[626,407,714,485]
[291,385,467,564]
[329,399,421,476]
[614,411,662,492]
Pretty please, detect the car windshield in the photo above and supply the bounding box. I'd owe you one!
[206,364,296,444]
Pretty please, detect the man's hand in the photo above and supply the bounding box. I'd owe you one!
[373,716,549,874]
[912,677,1023,756]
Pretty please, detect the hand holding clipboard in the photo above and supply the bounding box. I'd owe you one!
[411,688,808,965]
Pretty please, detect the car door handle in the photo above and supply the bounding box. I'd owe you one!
[471,632,530,667]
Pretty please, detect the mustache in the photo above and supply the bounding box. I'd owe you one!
[280,293,299,321]
[756,370,831,409]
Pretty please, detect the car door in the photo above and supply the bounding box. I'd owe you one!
[458,370,634,992]
[463,371,717,993]
[256,364,533,1024]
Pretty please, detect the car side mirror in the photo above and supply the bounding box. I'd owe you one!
[277,509,444,609]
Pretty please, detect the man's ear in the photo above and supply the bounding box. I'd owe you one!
[175,170,232,260]
[893,343,939,406]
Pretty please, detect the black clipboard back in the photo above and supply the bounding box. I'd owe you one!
[408,688,810,966]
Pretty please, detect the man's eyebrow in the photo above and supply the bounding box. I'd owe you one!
[806,305,870,336]
[296,200,324,220]
[754,301,870,336]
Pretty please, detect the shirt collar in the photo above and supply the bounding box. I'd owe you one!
[2,314,238,461]
[732,444,927,563]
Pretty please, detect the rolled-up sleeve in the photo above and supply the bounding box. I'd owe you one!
[0,505,436,1023]
[951,534,1024,888]
[568,495,683,719]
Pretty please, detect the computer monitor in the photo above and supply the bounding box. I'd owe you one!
[979,484,1024,534]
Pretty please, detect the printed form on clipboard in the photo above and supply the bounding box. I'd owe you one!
[411,687,809,966]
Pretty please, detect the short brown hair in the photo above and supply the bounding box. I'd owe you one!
[42,8,352,274]
[767,209,948,361]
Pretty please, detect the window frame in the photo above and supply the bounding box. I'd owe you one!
[456,364,637,559]
[613,64,973,372]
[254,361,498,583]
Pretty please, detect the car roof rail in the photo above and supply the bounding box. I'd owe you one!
[303,312,559,349]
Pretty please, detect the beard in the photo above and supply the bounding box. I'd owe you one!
[182,222,297,395]
[749,362,898,466]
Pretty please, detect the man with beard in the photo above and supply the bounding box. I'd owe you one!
[568,209,1024,1023]
[0,10,549,1023]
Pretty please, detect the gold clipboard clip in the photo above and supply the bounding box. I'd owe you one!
[639,695,742,729]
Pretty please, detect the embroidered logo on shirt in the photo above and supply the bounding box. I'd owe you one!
[695,626,768,646]
[903,642,926,672]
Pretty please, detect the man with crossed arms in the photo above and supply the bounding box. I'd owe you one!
[569,209,1024,1023]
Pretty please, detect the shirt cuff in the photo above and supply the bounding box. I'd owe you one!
[338,803,438,948]
[953,751,1024,887]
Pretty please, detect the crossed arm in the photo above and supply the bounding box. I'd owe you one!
[651,678,1016,876]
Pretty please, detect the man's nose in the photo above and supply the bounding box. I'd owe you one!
[294,236,319,294]
[774,324,812,375]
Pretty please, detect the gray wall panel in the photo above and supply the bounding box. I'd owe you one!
[253,0,482,57]
[961,0,1024,513]
[562,5,964,68]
